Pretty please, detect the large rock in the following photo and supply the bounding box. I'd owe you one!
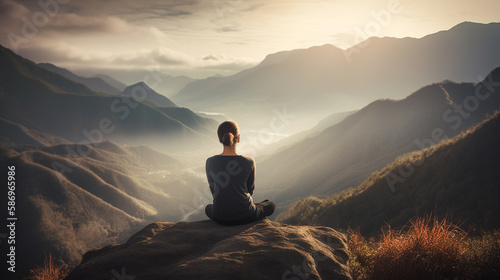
[65,219,351,280]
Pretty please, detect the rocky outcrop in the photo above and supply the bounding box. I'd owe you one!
[65,219,351,280]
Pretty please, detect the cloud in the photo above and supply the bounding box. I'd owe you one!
[17,41,107,65]
[215,26,240,33]
[1,0,257,76]
[0,0,137,53]
[19,43,192,69]
[196,54,257,72]
[16,37,257,80]
[0,0,203,40]
[0,0,31,35]
[113,47,193,67]
[130,6,192,18]
[11,0,201,17]
[0,0,29,19]
[47,14,129,33]
[202,54,223,61]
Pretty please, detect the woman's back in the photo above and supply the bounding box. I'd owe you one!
[206,155,256,221]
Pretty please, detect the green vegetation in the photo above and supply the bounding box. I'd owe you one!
[348,216,500,280]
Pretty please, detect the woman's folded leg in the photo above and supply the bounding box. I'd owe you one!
[205,204,215,220]
[254,200,276,218]
[205,200,276,226]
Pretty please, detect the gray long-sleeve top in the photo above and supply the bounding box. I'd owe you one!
[206,155,257,221]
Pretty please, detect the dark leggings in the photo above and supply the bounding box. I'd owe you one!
[205,200,276,226]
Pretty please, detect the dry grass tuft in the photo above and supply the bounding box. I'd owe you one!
[348,216,500,280]
[371,216,466,280]
[27,253,68,280]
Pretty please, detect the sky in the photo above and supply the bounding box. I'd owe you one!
[1,0,500,82]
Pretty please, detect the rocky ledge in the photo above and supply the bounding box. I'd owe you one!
[65,219,351,280]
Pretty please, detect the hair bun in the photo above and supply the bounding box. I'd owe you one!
[222,132,234,146]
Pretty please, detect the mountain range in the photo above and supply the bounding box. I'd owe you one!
[255,67,500,212]
[0,44,218,153]
[172,22,500,135]
[0,134,212,267]
[277,109,500,236]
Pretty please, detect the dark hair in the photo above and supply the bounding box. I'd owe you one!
[217,121,239,146]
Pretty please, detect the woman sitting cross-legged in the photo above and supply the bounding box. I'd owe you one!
[205,120,276,226]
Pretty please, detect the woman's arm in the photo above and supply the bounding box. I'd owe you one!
[206,158,215,195]
[246,159,256,195]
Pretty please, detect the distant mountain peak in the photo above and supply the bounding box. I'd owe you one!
[122,82,177,107]
[130,81,150,88]
[123,81,159,94]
